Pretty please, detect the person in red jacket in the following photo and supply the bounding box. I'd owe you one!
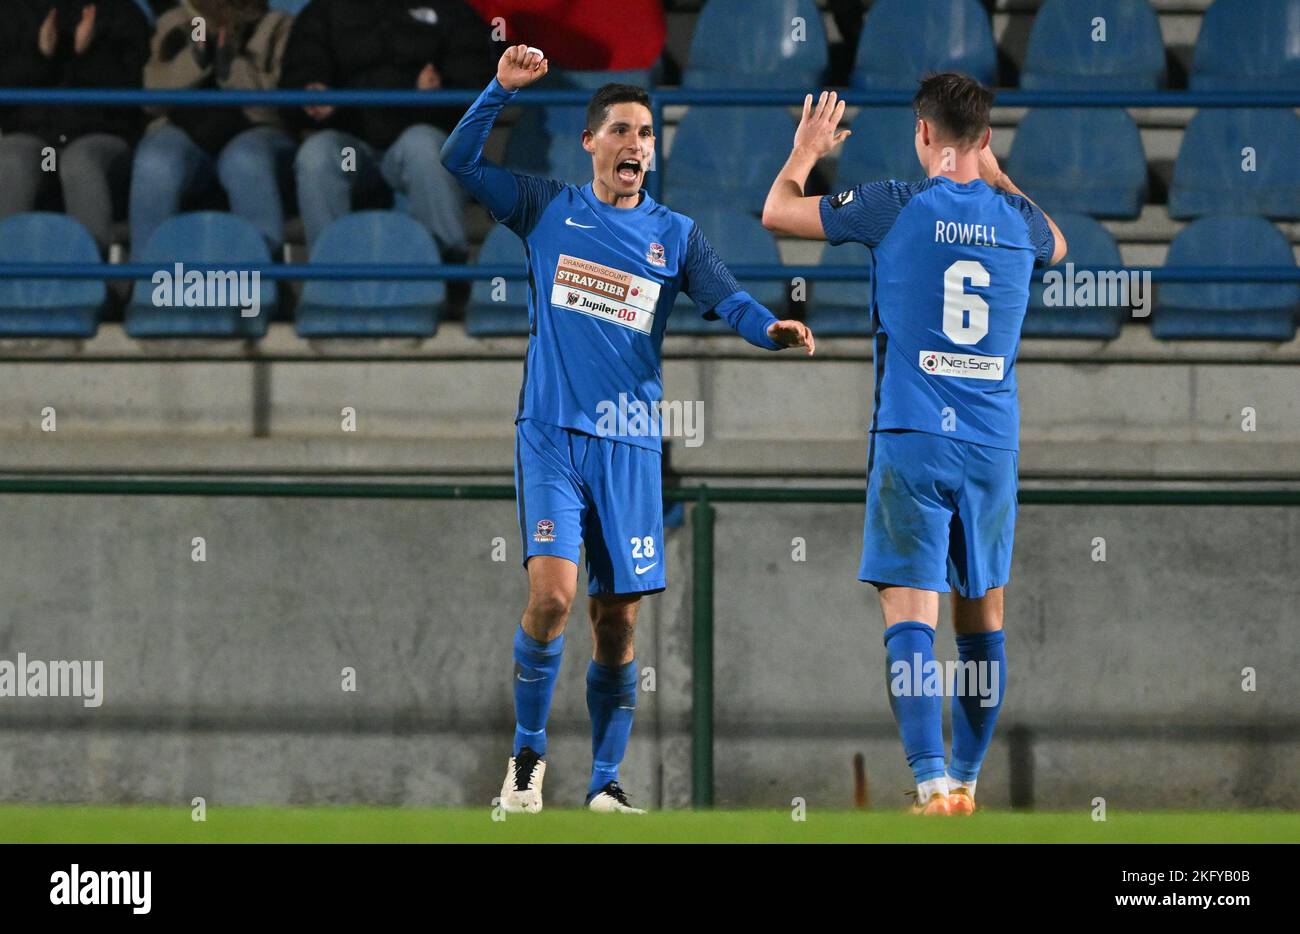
[465,0,665,72]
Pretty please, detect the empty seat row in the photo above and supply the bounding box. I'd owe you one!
[684,0,1300,93]
[0,211,446,339]
[2,209,1294,341]
[506,104,1299,225]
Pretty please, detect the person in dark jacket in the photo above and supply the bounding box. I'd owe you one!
[0,0,150,250]
[129,0,295,254]
[279,0,495,254]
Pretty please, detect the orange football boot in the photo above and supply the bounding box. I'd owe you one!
[910,791,953,815]
[946,786,976,815]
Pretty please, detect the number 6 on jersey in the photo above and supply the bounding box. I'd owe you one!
[942,260,990,344]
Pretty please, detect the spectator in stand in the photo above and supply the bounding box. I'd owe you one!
[280,0,495,257]
[0,0,150,252]
[129,0,295,254]
[464,0,665,72]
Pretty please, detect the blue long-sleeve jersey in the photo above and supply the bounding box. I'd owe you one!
[442,78,781,451]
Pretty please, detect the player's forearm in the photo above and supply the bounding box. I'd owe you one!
[714,291,782,351]
[762,145,825,238]
[993,170,1068,264]
[439,77,519,221]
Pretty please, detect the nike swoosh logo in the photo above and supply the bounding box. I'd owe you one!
[516,673,545,682]
[634,563,658,575]
[565,217,596,228]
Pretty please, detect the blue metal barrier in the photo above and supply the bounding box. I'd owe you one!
[0,263,1295,283]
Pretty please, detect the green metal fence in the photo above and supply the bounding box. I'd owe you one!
[3,476,1298,807]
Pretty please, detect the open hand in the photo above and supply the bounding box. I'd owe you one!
[793,90,850,160]
[767,319,816,355]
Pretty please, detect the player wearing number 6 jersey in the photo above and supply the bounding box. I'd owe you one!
[442,45,814,815]
[763,74,1067,816]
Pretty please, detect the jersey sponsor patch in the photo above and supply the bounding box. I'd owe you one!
[829,189,855,209]
[919,350,1005,380]
[550,254,660,335]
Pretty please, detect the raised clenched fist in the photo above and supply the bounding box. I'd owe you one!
[497,44,548,92]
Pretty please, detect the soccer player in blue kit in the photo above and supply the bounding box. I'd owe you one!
[763,75,1067,815]
[442,46,815,813]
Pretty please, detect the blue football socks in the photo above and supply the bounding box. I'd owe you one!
[512,626,565,756]
[883,621,947,785]
[949,630,1007,785]
[586,658,638,797]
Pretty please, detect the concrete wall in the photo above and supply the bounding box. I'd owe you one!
[0,493,1295,811]
[0,329,1295,811]
[2,324,1299,480]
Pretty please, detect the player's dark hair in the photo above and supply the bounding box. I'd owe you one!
[586,84,652,133]
[912,72,993,148]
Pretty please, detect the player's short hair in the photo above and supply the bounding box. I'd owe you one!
[585,84,653,134]
[912,72,993,149]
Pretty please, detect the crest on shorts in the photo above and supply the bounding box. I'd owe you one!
[533,519,556,543]
[646,242,666,266]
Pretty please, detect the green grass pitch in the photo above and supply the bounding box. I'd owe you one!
[1,806,1296,843]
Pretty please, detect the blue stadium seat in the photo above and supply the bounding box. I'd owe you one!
[669,208,785,334]
[503,105,591,188]
[269,0,313,13]
[1168,109,1300,220]
[850,0,996,90]
[466,225,530,337]
[126,212,275,338]
[296,212,444,337]
[0,213,105,338]
[1024,213,1125,339]
[1154,215,1299,341]
[834,109,922,190]
[1021,0,1166,91]
[807,241,874,336]
[683,0,827,89]
[664,107,796,215]
[1191,0,1300,91]
[1005,109,1148,218]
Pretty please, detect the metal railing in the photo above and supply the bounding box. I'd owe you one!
[3,475,1297,807]
[0,262,1297,283]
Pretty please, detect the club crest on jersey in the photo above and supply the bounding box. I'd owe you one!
[830,189,855,209]
[646,242,666,266]
[534,519,556,543]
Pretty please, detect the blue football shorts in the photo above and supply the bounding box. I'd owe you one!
[859,428,1018,598]
[515,418,665,596]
